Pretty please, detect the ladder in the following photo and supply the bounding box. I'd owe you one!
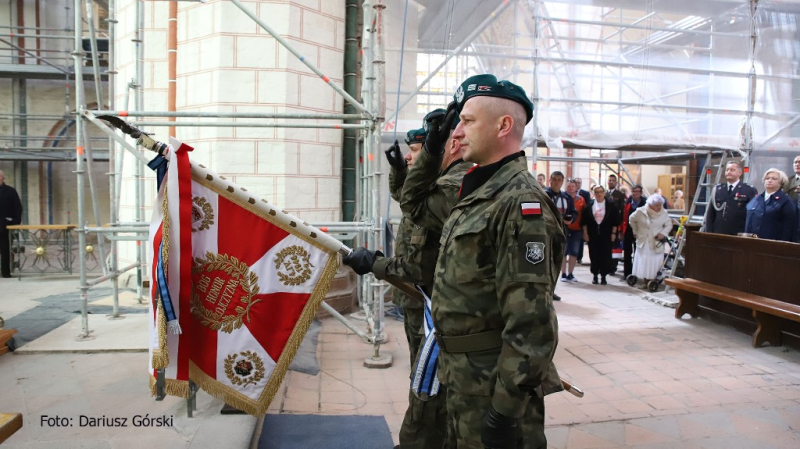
[665,151,728,290]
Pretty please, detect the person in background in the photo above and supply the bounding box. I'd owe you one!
[745,168,797,242]
[574,178,591,264]
[705,161,758,236]
[620,185,631,202]
[0,170,23,279]
[546,171,576,300]
[783,155,800,202]
[581,185,620,285]
[537,173,547,188]
[620,185,647,281]
[654,188,670,209]
[575,178,591,204]
[673,189,685,211]
[607,174,626,213]
[563,179,586,281]
[628,194,673,287]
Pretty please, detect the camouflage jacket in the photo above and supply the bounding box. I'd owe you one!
[400,149,470,233]
[371,165,427,308]
[403,152,565,419]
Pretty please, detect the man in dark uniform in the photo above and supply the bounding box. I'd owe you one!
[344,110,470,449]
[545,171,575,300]
[705,160,758,235]
[783,155,800,203]
[0,170,23,278]
[607,174,626,212]
[402,74,564,449]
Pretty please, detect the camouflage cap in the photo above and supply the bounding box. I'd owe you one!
[422,108,446,133]
[405,127,426,146]
[453,74,534,124]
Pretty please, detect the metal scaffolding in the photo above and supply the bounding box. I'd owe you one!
[3,0,799,368]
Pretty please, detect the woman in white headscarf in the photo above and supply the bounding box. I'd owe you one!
[628,194,673,285]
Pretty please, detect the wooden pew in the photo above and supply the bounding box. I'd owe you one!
[0,413,22,444]
[666,232,800,347]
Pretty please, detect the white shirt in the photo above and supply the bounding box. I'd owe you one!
[727,180,740,190]
[592,200,606,224]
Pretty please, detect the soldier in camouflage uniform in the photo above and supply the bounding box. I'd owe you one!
[401,74,565,449]
[344,112,470,449]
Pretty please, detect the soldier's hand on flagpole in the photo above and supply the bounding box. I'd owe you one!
[481,405,517,449]
[424,102,457,155]
[384,140,406,170]
[342,247,384,275]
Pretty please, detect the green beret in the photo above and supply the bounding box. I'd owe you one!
[404,127,426,146]
[422,108,446,133]
[453,74,533,123]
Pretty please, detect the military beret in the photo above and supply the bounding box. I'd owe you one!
[422,108,446,133]
[404,127,426,146]
[453,74,534,124]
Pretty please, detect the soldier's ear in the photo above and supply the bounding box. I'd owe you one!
[497,115,513,138]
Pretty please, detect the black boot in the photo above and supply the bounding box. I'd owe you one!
[601,275,607,285]
[592,275,598,284]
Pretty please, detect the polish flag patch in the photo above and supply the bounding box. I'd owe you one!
[521,202,542,216]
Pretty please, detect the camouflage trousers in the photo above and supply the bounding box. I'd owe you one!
[398,385,451,448]
[398,307,451,448]
[446,390,546,449]
[402,307,424,367]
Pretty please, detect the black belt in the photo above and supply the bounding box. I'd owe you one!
[435,329,503,354]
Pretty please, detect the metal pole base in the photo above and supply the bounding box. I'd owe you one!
[106,315,126,320]
[363,353,392,369]
[75,333,96,342]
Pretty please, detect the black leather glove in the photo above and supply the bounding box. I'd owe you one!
[342,248,384,275]
[384,140,406,170]
[481,405,517,449]
[424,102,458,155]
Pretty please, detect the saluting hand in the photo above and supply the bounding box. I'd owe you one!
[424,102,458,155]
[384,140,406,170]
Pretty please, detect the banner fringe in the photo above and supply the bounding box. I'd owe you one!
[151,299,170,369]
[149,375,190,399]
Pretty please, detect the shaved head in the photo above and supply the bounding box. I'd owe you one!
[482,96,527,141]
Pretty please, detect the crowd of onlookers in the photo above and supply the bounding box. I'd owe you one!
[539,154,800,291]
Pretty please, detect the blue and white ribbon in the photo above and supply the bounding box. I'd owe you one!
[411,287,440,398]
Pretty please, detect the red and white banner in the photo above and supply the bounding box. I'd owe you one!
[149,138,340,415]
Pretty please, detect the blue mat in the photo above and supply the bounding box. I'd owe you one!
[257,414,393,449]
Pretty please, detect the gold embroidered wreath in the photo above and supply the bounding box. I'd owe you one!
[224,351,265,387]
[274,245,314,286]
[191,252,261,333]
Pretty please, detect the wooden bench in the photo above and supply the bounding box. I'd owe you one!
[0,413,22,444]
[0,329,16,357]
[666,277,800,347]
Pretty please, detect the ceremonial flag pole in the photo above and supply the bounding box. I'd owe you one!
[94,116,584,414]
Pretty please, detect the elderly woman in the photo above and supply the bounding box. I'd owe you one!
[673,190,685,210]
[581,185,620,285]
[628,194,673,285]
[745,168,798,242]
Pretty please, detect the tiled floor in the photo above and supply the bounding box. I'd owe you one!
[267,264,800,448]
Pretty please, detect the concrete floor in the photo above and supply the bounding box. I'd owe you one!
[2,265,800,448]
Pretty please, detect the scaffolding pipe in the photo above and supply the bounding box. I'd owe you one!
[85,262,140,288]
[89,110,366,120]
[72,0,91,339]
[135,0,146,302]
[78,119,110,276]
[83,0,105,109]
[130,121,366,129]
[108,0,121,315]
[230,0,372,118]
[386,0,513,125]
